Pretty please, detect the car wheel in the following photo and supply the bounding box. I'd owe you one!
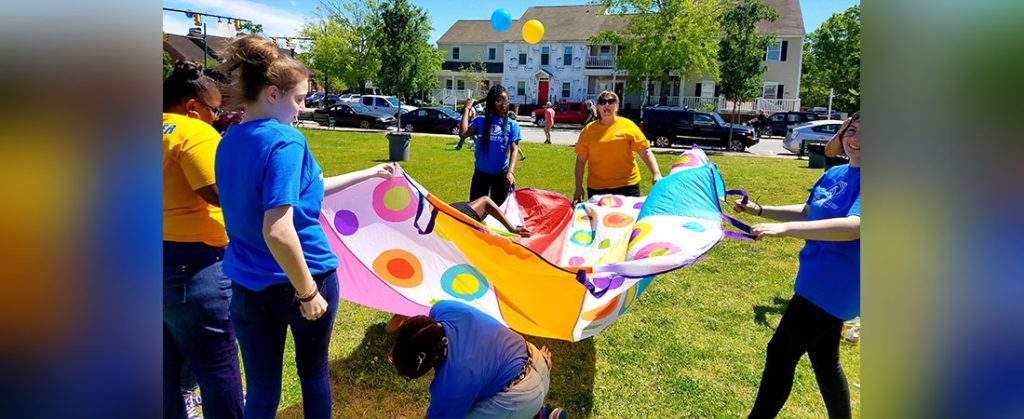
[404,124,414,132]
[360,120,371,129]
[535,117,545,127]
[727,139,746,152]
[654,136,672,148]
[450,125,460,135]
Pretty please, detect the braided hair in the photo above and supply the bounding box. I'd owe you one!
[479,84,509,154]
[389,315,448,379]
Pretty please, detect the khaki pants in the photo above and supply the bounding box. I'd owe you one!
[544,126,552,143]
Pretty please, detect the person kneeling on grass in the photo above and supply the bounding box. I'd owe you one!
[389,300,565,419]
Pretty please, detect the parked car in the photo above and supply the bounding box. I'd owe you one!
[400,107,462,135]
[312,104,396,129]
[531,102,588,126]
[764,111,819,136]
[304,92,325,108]
[640,107,758,152]
[359,95,417,116]
[338,93,361,104]
[783,120,844,155]
[811,107,842,120]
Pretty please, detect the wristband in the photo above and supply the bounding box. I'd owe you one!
[296,284,317,300]
[756,203,764,216]
[297,287,319,303]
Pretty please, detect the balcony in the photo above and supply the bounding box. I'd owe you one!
[586,55,616,68]
[429,89,475,104]
[724,98,802,113]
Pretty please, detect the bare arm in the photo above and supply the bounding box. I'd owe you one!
[506,142,520,186]
[734,201,809,222]
[573,155,587,202]
[751,216,860,241]
[262,206,317,292]
[323,164,396,195]
[195,184,220,207]
[459,99,477,140]
[470,197,531,237]
[637,148,662,184]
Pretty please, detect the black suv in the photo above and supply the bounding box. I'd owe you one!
[764,111,819,136]
[640,107,758,152]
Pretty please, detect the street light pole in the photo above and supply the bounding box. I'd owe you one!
[203,22,208,66]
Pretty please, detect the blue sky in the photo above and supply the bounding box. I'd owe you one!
[163,0,859,46]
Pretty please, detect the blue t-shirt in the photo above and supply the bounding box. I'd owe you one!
[427,301,528,418]
[470,115,521,174]
[215,118,339,291]
[794,164,861,320]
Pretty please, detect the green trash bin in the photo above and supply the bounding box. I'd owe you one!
[387,133,411,161]
[806,143,826,169]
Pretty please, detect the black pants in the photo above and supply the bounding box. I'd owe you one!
[587,183,641,198]
[749,294,850,418]
[470,169,509,206]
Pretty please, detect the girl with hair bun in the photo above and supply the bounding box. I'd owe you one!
[214,35,396,417]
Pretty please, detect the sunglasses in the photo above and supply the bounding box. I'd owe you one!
[197,99,224,118]
[597,98,617,105]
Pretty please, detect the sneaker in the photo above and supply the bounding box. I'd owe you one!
[548,407,566,419]
[182,388,202,419]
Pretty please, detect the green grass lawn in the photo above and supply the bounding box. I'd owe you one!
[267,128,860,418]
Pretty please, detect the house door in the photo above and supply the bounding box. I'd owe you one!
[614,82,624,106]
[538,80,549,105]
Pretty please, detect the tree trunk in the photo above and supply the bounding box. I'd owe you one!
[658,75,669,106]
[729,99,737,146]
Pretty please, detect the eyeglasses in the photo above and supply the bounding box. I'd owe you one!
[597,98,617,105]
[196,99,224,118]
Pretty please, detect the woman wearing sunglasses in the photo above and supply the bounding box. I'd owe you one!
[573,91,662,202]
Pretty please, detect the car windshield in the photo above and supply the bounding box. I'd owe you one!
[352,105,370,112]
[710,112,726,126]
[386,97,400,106]
[436,108,460,119]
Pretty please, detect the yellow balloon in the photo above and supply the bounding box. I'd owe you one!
[522,19,544,45]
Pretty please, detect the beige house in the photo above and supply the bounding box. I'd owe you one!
[433,1,805,114]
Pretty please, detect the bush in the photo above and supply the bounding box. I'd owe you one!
[697,102,718,113]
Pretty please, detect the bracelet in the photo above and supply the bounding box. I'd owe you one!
[296,284,319,301]
[756,203,764,216]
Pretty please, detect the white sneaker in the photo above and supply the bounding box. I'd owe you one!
[182,388,203,419]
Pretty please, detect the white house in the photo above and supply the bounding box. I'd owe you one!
[433,2,805,114]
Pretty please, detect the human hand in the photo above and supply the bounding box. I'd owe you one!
[464,98,475,112]
[512,226,532,237]
[299,292,328,320]
[733,198,761,216]
[750,223,789,240]
[370,163,398,179]
[573,187,584,203]
[539,345,552,369]
[505,172,516,187]
[652,173,662,184]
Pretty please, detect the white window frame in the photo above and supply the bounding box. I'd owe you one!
[762,81,779,99]
[445,79,453,89]
[488,46,497,61]
[457,79,465,90]
[517,80,526,95]
[700,80,716,98]
[599,45,610,57]
[452,47,460,60]
[765,41,782,61]
[563,46,573,66]
[561,82,571,99]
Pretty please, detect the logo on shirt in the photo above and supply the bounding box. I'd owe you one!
[811,181,847,210]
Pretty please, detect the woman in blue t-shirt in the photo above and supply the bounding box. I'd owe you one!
[388,301,564,418]
[215,35,396,418]
[733,112,861,418]
[457,84,522,206]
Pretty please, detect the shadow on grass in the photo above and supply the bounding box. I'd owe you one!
[278,324,598,418]
[753,297,790,328]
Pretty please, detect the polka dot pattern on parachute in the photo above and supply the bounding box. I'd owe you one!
[333,210,359,236]
[632,201,645,210]
[440,265,489,301]
[568,256,586,266]
[372,178,418,222]
[602,212,634,228]
[372,249,423,288]
[575,212,592,224]
[598,238,612,249]
[634,242,682,260]
[570,230,595,246]
[597,196,623,208]
[628,222,652,248]
[682,221,706,232]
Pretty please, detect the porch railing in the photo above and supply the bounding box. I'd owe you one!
[586,55,616,67]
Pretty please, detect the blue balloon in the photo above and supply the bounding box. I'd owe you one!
[491,9,512,32]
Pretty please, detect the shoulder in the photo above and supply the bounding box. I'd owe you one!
[430,300,470,318]
[617,117,641,131]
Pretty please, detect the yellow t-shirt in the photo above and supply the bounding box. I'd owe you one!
[574,117,650,190]
[162,113,228,247]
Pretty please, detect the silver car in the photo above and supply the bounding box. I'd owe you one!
[783,120,844,155]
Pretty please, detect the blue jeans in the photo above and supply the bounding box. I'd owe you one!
[164,241,244,419]
[230,270,339,419]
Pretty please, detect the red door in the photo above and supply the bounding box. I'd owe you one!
[537,80,548,105]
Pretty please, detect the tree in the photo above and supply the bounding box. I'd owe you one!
[299,0,382,93]
[372,0,443,100]
[718,0,778,140]
[800,5,860,112]
[163,51,173,80]
[591,0,723,106]
[237,21,264,35]
[460,54,488,97]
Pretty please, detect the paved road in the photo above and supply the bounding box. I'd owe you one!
[295,119,802,160]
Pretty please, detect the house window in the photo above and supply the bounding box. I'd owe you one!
[488,47,496,61]
[562,82,571,98]
[517,81,526,96]
[452,47,460,60]
[599,45,610,57]
[457,80,465,90]
[700,81,715,98]
[445,79,453,89]
[519,50,527,64]
[765,41,782,61]
[762,82,778,99]
[563,46,572,66]
[541,47,549,65]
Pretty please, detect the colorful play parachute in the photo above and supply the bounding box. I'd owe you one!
[319,148,753,341]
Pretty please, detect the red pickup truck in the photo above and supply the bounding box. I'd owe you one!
[531,102,589,126]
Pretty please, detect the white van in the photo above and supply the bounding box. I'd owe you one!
[359,95,417,116]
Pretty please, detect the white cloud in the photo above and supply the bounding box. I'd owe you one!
[166,0,310,37]
[291,1,297,6]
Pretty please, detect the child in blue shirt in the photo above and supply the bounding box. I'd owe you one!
[457,85,522,206]
[733,112,861,418]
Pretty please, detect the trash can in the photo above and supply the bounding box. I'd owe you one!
[387,133,411,161]
[806,143,826,168]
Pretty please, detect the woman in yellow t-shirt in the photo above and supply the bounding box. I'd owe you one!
[573,91,662,202]
[162,60,243,418]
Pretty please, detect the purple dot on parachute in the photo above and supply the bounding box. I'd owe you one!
[630,227,641,242]
[568,256,585,266]
[334,210,359,236]
[593,277,609,288]
[633,201,644,210]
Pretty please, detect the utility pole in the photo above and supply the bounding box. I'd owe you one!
[827,88,834,120]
